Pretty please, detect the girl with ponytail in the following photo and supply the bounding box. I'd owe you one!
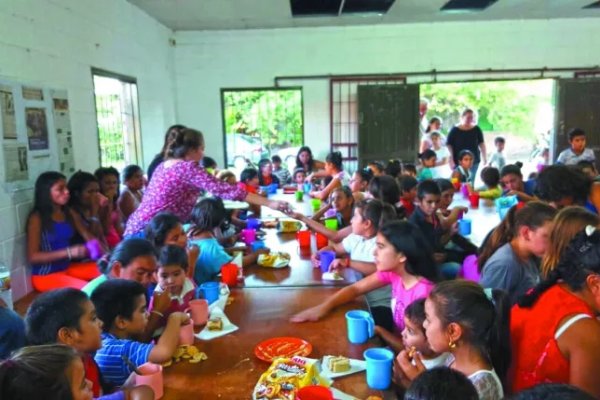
[479,202,557,304]
[397,280,510,400]
[511,227,600,398]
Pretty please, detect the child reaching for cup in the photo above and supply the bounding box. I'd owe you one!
[291,220,438,338]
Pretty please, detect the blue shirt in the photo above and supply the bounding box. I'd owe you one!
[32,221,74,275]
[94,333,154,386]
[189,237,232,284]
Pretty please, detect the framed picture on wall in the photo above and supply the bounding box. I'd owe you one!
[25,107,49,150]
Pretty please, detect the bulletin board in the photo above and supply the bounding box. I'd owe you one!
[0,78,75,193]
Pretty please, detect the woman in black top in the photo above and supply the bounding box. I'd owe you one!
[446,109,487,183]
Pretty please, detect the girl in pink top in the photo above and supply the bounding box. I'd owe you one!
[124,128,290,237]
[290,221,438,339]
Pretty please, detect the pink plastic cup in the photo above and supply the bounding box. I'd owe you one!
[135,363,163,399]
[186,299,208,326]
[179,321,195,345]
[241,228,256,245]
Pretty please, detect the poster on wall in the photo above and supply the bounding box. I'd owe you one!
[22,86,44,101]
[52,92,75,174]
[3,143,28,182]
[0,84,17,139]
[25,107,49,150]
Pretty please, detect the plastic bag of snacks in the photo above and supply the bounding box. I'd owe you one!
[253,356,331,400]
[257,252,291,268]
[277,220,303,233]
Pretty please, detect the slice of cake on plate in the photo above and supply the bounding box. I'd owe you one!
[327,356,350,373]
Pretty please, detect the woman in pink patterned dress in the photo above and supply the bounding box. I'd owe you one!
[124,128,289,237]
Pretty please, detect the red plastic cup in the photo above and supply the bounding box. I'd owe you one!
[315,233,328,250]
[221,263,238,287]
[297,386,333,400]
[297,230,311,248]
[469,192,480,208]
[135,363,163,399]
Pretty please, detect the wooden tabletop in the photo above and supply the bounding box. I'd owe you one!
[241,229,361,288]
[162,287,388,399]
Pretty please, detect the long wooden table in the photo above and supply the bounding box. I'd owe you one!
[163,287,388,399]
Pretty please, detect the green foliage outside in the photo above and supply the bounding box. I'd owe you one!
[96,94,126,170]
[420,79,555,139]
[223,89,304,154]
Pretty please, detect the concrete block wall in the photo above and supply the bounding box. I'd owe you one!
[0,0,176,301]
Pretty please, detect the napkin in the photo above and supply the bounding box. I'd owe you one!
[195,306,238,340]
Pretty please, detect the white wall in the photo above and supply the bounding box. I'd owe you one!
[174,18,600,166]
[0,0,175,300]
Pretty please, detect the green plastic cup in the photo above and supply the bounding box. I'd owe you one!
[325,218,338,231]
[295,191,304,202]
[311,198,321,212]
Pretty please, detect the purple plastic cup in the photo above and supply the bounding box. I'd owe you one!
[246,218,261,230]
[85,239,103,260]
[319,250,336,273]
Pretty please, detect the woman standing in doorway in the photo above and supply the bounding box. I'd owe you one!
[447,109,487,183]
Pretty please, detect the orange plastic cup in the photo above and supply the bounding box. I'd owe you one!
[297,386,333,400]
[297,230,311,248]
[221,263,238,287]
[315,233,328,250]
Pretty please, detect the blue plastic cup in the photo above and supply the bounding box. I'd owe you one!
[303,182,312,193]
[363,348,394,390]
[251,240,266,252]
[458,219,472,236]
[269,183,278,194]
[345,310,374,344]
[319,250,336,273]
[247,218,261,230]
[197,282,220,304]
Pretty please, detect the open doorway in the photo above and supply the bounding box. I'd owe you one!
[420,79,555,180]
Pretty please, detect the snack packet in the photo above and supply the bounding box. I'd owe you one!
[253,357,330,400]
[277,220,302,233]
[258,252,291,268]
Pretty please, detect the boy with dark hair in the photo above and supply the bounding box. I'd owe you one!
[92,279,188,386]
[397,176,418,218]
[401,163,417,178]
[488,136,506,171]
[25,288,152,400]
[556,128,595,165]
[471,166,502,199]
[409,180,460,279]
[271,155,291,185]
[239,168,259,194]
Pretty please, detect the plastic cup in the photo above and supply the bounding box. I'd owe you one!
[303,182,312,193]
[324,209,337,218]
[251,240,266,252]
[297,230,311,248]
[295,190,304,202]
[241,228,256,245]
[179,320,195,345]
[246,218,261,230]
[324,219,338,231]
[296,385,333,400]
[461,183,470,199]
[269,183,278,194]
[451,177,461,190]
[315,233,328,250]
[186,299,208,326]
[345,310,374,344]
[259,186,269,194]
[311,198,321,212]
[221,263,238,287]
[319,250,336,273]
[135,363,163,399]
[85,239,103,260]
[197,282,220,304]
[469,192,480,208]
[363,348,394,390]
[458,219,472,236]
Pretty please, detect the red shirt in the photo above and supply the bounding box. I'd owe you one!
[83,353,102,396]
[510,284,593,392]
[400,198,415,217]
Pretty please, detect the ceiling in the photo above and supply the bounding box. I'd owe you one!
[127,0,600,31]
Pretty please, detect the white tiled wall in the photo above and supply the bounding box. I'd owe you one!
[0,0,176,300]
[173,18,600,165]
